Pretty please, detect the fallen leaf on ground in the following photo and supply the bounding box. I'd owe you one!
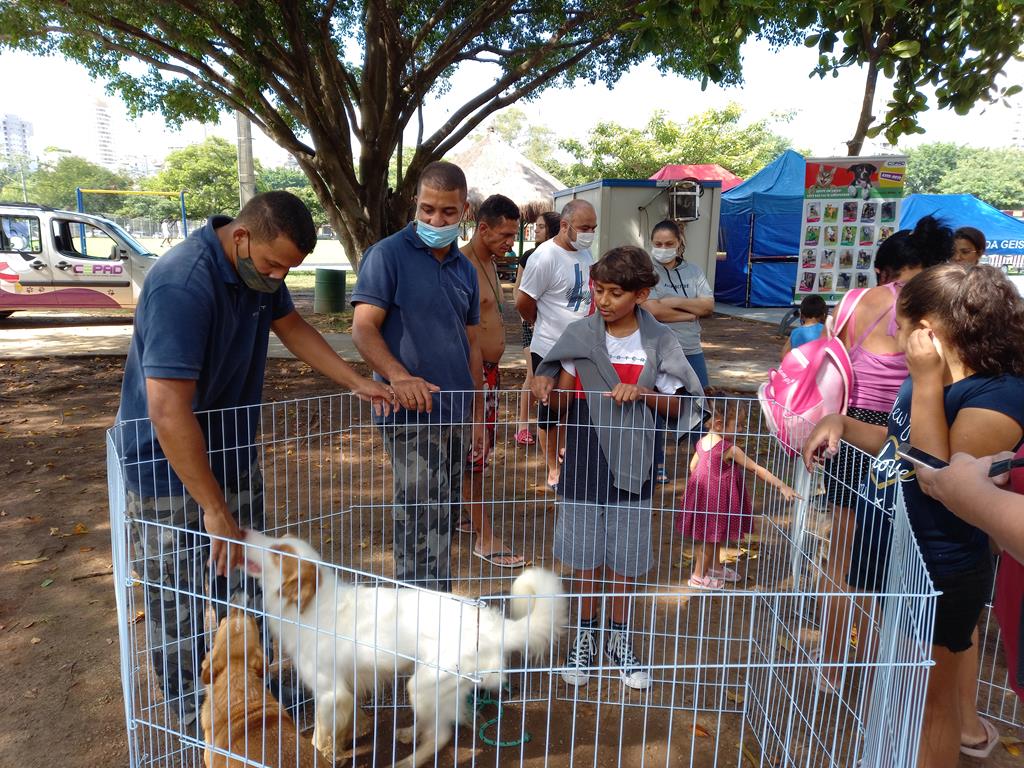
[725,689,744,704]
[692,723,711,737]
[106,638,114,645]
[49,527,60,536]
[133,610,145,624]
[30,637,41,644]
[12,557,49,566]
[79,546,95,553]
[73,523,88,535]
[40,578,54,587]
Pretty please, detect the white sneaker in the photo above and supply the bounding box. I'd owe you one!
[561,628,599,687]
[604,629,650,690]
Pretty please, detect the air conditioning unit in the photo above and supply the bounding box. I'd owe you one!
[669,180,701,222]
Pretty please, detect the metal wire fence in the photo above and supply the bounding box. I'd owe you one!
[106,391,939,768]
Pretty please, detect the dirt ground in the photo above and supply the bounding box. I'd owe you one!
[0,299,1019,768]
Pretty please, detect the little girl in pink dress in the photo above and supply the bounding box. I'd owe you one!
[678,401,798,589]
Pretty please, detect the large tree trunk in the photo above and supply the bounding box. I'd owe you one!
[847,55,879,157]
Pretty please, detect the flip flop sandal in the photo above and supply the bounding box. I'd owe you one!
[455,515,475,534]
[960,716,999,758]
[473,549,525,569]
[515,429,535,446]
[687,575,725,590]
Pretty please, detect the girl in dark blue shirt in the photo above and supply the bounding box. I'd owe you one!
[803,264,1024,766]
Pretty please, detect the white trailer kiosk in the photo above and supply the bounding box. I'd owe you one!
[551,177,724,286]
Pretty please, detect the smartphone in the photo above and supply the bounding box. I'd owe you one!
[896,443,948,470]
[988,457,1024,477]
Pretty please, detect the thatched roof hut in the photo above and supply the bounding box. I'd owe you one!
[448,130,565,222]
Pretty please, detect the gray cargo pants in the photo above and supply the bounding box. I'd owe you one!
[381,424,467,593]
[126,465,264,729]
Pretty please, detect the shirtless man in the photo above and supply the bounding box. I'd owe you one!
[459,194,524,568]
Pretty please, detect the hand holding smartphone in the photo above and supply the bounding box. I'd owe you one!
[896,443,948,471]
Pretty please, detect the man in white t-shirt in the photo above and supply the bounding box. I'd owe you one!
[516,198,597,487]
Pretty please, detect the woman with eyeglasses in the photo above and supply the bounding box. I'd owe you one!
[952,226,985,266]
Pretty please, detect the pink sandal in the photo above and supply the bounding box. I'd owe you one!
[688,574,726,590]
[515,428,535,446]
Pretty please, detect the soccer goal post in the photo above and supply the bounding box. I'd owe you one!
[75,187,188,255]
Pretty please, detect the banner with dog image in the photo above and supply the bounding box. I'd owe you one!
[797,155,907,303]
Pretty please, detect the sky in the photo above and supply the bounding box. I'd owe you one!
[0,37,1021,172]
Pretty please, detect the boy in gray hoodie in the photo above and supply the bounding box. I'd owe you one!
[533,246,706,689]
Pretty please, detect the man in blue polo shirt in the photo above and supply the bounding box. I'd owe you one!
[352,161,484,592]
[114,190,392,732]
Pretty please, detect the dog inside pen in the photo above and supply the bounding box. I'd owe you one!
[108,391,1006,768]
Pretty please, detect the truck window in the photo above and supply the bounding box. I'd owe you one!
[0,216,42,253]
[51,219,121,260]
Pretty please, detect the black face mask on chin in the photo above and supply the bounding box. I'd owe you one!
[235,238,283,294]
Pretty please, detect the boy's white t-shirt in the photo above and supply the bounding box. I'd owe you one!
[518,238,593,356]
[562,329,684,394]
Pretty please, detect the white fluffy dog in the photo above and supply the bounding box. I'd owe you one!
[242,531,567,768]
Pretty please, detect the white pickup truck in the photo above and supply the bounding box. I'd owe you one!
[0,202,158,317]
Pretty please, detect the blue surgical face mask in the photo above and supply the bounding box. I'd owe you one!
[416,220,461,250]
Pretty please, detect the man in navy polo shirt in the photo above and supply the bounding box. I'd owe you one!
[115,190,392,731]
[352,161,485,591]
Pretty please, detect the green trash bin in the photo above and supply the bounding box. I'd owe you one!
[313,267,347,313]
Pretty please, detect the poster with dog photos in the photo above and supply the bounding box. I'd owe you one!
[795,155,907,304]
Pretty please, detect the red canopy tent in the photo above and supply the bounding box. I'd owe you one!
[650,164,743,191]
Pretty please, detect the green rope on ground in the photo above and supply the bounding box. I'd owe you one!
[468,687,532,748]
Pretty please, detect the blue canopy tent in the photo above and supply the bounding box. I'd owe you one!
[716,149,805,307]
[900,193,1024,263]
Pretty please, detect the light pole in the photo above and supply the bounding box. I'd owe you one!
[236,111,256,207]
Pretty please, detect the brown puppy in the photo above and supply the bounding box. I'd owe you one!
[200,609,315,768]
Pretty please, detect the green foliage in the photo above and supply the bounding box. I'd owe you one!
[0,0,802,266]
[256,165,328,226]
[631,0,1024,153]
[552,105,793,185]
[902,143,1024,209]
[29,155,132,213]
[489,108,528,147]
[804,0,1024,148]
[134,137,246,219]
[3,0,1018,261]
[937,148,1024,210]
[0,152,28,200]
[903,143,967,195]
[257,166,308,191]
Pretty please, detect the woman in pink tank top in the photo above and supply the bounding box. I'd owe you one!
[818,216,954,688]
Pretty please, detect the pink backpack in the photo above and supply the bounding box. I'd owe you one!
[759,290,867,455]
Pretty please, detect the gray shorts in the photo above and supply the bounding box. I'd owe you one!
[553,499,653,577]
